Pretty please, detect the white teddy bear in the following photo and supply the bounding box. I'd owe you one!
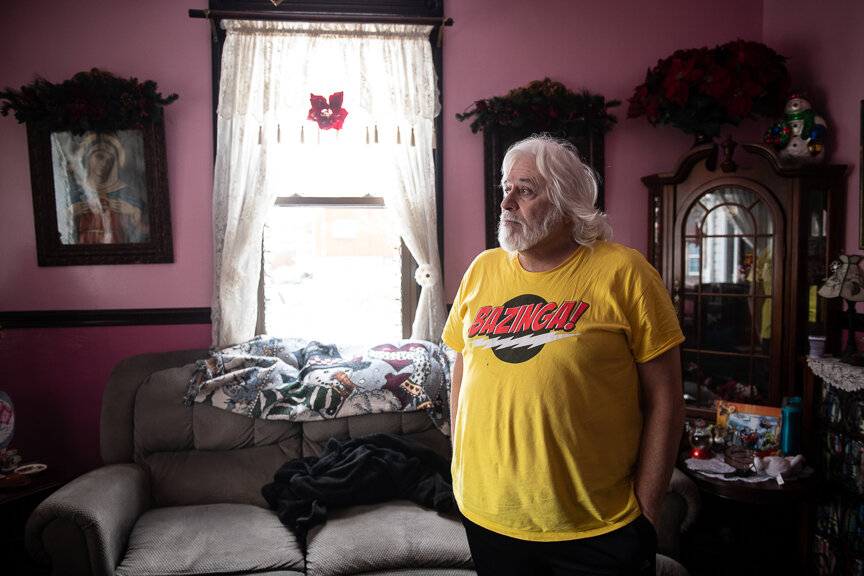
[753,454,805,484]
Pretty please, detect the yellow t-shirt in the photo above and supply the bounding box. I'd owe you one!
[442,242,684,542]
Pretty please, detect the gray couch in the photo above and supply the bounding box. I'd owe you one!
[25,348,700,576]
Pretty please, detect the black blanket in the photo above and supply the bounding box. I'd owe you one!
[262,433,455,537]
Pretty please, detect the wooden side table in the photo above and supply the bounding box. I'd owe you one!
[678,452,815,576]
[0,467,70,575]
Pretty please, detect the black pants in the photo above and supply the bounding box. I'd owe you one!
[460,513,657,576]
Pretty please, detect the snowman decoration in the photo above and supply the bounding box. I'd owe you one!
[763,93,827,163]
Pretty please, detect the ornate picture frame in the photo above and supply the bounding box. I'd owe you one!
[0,69,177,266]
[26,119,173,266]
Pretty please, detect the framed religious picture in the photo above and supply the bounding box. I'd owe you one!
[0,69,177,265]
[26,120,173,265]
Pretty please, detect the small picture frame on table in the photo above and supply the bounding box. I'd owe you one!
[716,400,781,452]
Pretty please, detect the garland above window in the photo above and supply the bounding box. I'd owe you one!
[0,68,178,134]
[456,78,619,135]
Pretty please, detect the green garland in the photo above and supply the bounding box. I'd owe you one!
[456,78,619,136]
[0,68,178,134]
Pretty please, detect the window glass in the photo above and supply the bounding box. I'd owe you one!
[263,203,404,343]
[263,114,412,343]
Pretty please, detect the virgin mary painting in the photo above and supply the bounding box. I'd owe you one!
[51,131,150,245]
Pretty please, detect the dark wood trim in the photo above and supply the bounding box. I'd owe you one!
[0,308,211,329]
[190,9,452,27]
[203,0,443,19]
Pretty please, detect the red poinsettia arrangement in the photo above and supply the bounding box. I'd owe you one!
[627,40,790,139]
[307,92,348,130]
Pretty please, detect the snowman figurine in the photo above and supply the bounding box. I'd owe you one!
[763,92,827,163]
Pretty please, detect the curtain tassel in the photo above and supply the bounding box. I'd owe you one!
[396,127,402,145]
[366,126,370,145]
[277,124,281,143]
[410,126,416,147]
[300,125,305,144]
[258,125,263,145]
[374,125,379,144]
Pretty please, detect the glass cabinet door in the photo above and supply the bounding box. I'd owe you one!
[806,188,829,337]
[680,186,776,409]
[645,140,847,417]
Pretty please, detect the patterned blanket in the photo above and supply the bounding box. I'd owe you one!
[184,336,452,433]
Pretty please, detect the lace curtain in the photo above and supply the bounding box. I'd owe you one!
[212,20,445,347]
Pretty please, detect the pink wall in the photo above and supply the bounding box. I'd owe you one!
[0,0,213,475]
[1,0,863,475]
[763,0,864,253]
[0,325,211,475]
[0,0,214,311]
[441,0,767,298]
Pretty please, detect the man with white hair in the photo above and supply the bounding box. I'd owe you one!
[442,134,685,575]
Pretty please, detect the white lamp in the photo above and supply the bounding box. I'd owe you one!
[818,253,864,355]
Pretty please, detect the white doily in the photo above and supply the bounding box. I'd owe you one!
[685,456,734,475]
[685,456,813,485]
[806,356,864,392]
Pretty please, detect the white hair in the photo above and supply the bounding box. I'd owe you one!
[501,134,612,246]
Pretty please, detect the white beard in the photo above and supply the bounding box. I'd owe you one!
[498,206,565,253]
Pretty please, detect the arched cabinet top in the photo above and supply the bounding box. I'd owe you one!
[642,138,847,188]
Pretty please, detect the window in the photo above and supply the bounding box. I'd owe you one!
[261,129,416,342]
[210,18,446,347]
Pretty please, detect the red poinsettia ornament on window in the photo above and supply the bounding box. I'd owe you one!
[307,92,348,130]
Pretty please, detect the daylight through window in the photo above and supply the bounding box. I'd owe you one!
[262,127,413,343]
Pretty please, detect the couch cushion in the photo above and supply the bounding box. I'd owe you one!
[305,502,473,576]
[144,446,296,507]
[134,364,303,506]
[102,348,210,464]
[302,412,451,459]
[352,568,476,576]
[134,365,303,455]
[115,503,304,576]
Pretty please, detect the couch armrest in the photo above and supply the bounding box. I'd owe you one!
[25,464,150,576]
[656,467,702,560]
[667,467,701,531]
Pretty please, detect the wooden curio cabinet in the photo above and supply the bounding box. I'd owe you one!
[643,138,847,415]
